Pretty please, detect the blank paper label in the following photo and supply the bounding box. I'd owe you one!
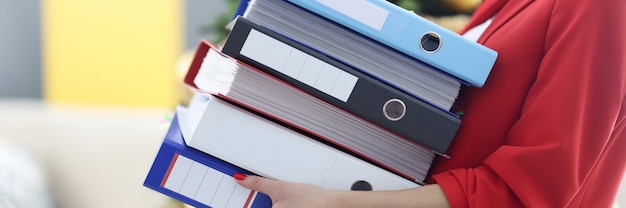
[240,29,357,102]
[161,154,256,208]
[316,0,389,31]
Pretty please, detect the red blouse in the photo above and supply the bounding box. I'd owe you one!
[427,0,626,207]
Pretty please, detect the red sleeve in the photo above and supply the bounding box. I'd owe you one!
[432,0,626,207]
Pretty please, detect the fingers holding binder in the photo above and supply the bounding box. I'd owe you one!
[235,174,336,208]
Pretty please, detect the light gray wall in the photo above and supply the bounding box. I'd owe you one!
[0,0,42,98]
[185,0,228,50]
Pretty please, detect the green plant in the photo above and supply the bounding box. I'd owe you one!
[202,0,240,43]
[389,0,421,12]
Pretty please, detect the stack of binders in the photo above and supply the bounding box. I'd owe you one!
[144,0,497,207]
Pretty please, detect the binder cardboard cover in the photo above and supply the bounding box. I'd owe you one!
[222,17,460,155]
[186,95,420,191]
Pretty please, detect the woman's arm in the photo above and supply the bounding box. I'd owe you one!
[236,174,450,208]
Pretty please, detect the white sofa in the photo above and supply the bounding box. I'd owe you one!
[0,99,172,208]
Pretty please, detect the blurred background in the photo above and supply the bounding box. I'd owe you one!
[0,0,623,207]
[1,0,227,207]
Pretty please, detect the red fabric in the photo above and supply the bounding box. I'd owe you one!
[427,0,626,207]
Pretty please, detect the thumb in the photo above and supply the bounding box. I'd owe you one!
[234,173,282,196]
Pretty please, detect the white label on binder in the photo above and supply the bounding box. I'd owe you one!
[162,154,256,207]
[241,29,358,102]
[316,0,389,31]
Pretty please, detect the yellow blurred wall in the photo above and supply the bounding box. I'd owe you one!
[43,0,182,107]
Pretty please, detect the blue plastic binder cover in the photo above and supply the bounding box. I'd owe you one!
[143,115,272,208]
[286,0,498,87]
[232,0,250,19]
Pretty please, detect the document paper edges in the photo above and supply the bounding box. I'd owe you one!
[188,40,434,182]
[240,29,358,102]
[190,97,420,190]
[194,49,238,95]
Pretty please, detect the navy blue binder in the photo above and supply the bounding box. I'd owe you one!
[143,115,272,208]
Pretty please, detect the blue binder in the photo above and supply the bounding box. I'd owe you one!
[231,0,249,19]
[143,114,272,208]
[286,0,497,87]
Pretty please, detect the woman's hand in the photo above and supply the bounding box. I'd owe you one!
[235,174,344,208]
[234,173,451,208]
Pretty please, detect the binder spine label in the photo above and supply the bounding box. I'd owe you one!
[240,29,358,102]
[316,0,389,31]
[161,153,257,208]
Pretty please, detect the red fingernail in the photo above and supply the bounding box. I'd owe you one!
[234,172,246,180]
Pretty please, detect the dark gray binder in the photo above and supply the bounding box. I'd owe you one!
[222,17,460,155]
